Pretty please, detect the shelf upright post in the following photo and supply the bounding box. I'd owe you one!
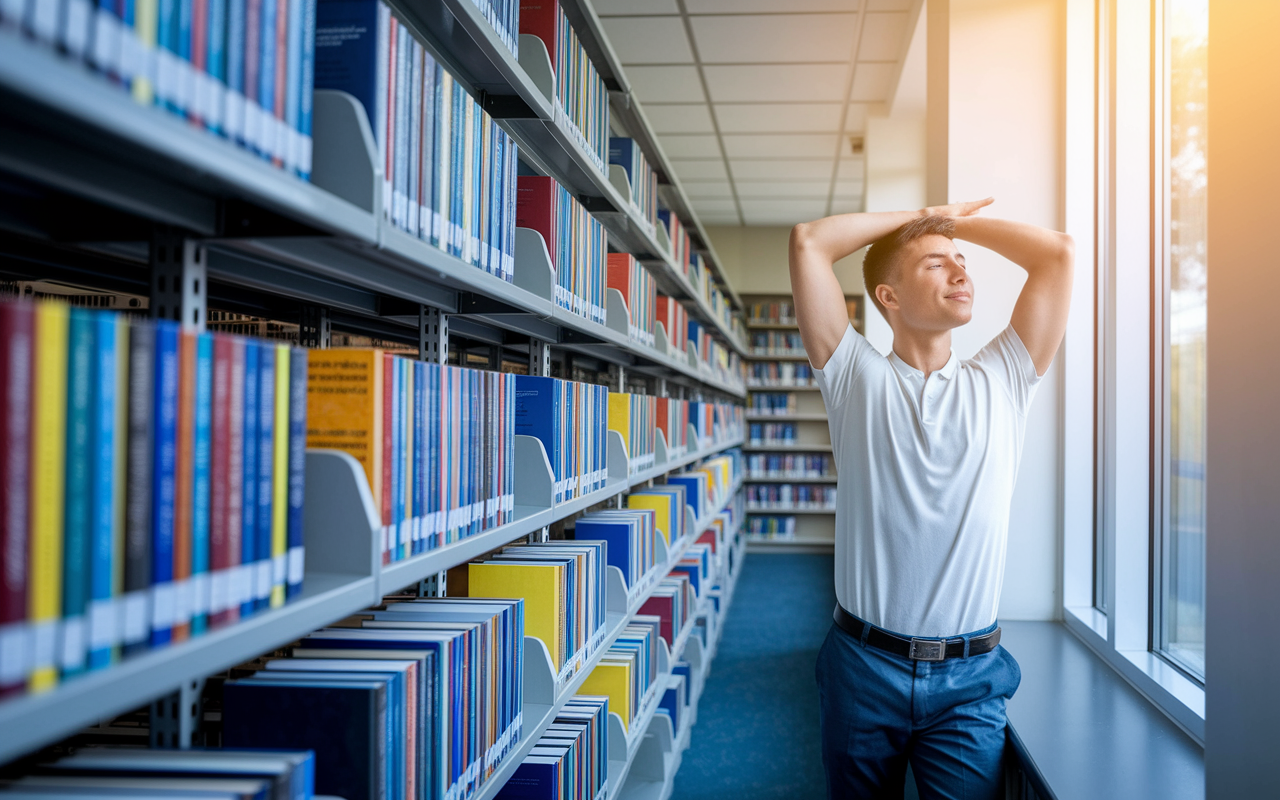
[298,306,331,348]
[417,304,452,592]
[149,676,206,749]
[657,377,668,397]
[526,336,551,544]
[149,229,207,331]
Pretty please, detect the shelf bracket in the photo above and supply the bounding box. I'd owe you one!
[529,337,551,377]
[149,677,205,749]
[657,377,668,398]
[526,526,549,544]
[418,572,447,597]
[420,305,448,364]
[149,230,206,331]
[298,305,331,349]
[607,363,625,393]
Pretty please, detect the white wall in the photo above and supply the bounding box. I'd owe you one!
[1205,2,1280,792]
[705,226,865,298]
[926,0,1066,621]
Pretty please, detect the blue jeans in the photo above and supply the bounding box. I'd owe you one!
[814,613,1021,800]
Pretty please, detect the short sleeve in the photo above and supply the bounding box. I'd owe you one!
[969,325,1043,414]
[811,323,875,410]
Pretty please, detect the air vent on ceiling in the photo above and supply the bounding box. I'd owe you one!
[849,136,865,156]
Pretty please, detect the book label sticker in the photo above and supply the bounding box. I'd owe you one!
[192,572,210,616]
[209,569,230,615]
[30,618,58,678]
[256,560,273,601]
[87,598,118,650]
[287,546,304,585]
[121,590,149,644]
[0,622,27,684]
[173,578,192,626]
[151,582,176,629]
[58,616,86,671]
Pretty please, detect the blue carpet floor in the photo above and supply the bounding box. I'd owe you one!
[670,553,835,800]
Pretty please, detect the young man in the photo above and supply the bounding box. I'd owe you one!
[789,198,1073,800]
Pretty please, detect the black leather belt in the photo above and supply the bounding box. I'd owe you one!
[833,604,1001,662]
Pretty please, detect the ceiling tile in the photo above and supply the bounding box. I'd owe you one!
[845,103,871,132]
[857,12,910,61]
[850,62,897,102]
[687,0,861,12]
[690,14,859,64]
[714,103,843,133]
[627,66,707,103]
[837,157,867,179]
[683,180,734,198]
[697,214,743,226]
[600,16,693,64]
[739,198,829,225]
[830,198,867,214]
[643,103,716,134]
[595,0,679,14]
[735,180,833,197]
[671,159,728,180]
[703,64,850,103]
[692,199,740,214]
[659,134,723,158]
[833,178,866,197]
[722,133,839,159]
[731,159,834,180]
[864,0,912,10]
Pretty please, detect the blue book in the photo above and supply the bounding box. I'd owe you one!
[62,309,95,677]
[225,0,247,145]
[240,341,259,618]
[259,0,277,161]
[572,518,637,586]
[284,0,303,174]
[191,333,214,636]
[286,347,307,599]
[312,0,379,130]
[208,0,228,135]
[155,0,179,110]
[297,0,316,179]
[176,0,192,117]
[513,375,559,504]
[658,681,682,732]
[222,678,388,800]
[665,475,704,518]
[86,313,119,670]
[411,361,423,555]
[498,758,557,799]
[255,345,276,611]
[149,320,180,647]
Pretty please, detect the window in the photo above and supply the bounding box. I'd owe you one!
[1157,0,1207,681]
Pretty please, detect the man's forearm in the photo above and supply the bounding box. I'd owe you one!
[791,209,923,266]
[950,216,1073,277]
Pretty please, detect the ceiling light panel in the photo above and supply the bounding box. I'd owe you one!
[713,103,844,133]
[644,103,716,134]
[703,64,850,103]
[626,65,708,103]
[731,159,834,180]
[594,0,680,14]
[857,12,910,62]
[849,62,897,102]
[689,13,860,64]
[722,133,840,159]
[600,16,693,64]
[659,134,724,158]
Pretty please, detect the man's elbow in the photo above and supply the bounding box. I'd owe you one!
[1055,233,1076,272]
[789,222,822,268]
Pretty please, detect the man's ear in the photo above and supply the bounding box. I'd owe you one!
[876,283,898,312]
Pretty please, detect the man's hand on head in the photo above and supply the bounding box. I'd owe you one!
[922,197,995,220]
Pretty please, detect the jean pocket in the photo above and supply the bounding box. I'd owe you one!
[998,645,1023,697]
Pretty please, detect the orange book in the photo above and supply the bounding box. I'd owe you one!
[171,331,196,642]
[305,349,384,504]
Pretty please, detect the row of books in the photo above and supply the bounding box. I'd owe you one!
[496,695,609,800]
[514,375,608,506]
[748,392,801,416]
[221,596,524,800]
[750,331,805,355]
[745,484,837,510]
[746,515,797,539]
[306,350,517,564]
[747,301,797,326]
[609,138,658,232]
[469,0,518,58]
[746,453,834,480]
[4,0,318,178]
[520,0,608,177]
[463,540,606,681]
[570,508,662,592]
[747,362,815,388]
[518,175,608,325]
[317,0,518,278]
[655,210,745,348]
[748,423,798,446]
[657,208,690,280]
[607,253,657,348]
[690,405,744,451]
[608,392,656,476]
[0,301,307,701]
[578,615,660,733]
[0,747,317,799]
[656,294,688,357]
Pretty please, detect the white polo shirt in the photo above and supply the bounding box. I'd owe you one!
[812,323,1042,638]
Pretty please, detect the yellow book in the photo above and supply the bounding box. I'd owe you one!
[130,0,157,105]
[578,660,633,730]
[467,562,563,668]
[627,494,672,545]
[29,302,68,692]
[608,393,631,461]
[306,349,383,501]
[270,346,290,608]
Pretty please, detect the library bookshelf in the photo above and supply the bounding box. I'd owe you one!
[0,0,752,796]
[741,293,863,552]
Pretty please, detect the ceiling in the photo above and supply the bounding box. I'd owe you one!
[596,0,922,226]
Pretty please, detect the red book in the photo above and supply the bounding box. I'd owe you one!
[518,0,560,63]
[171,331,196,642]
[606,254,633,309]
[190,0,208,127]
[273,0,289,168]
[515,176,557,265]
[381,353,394,564]
[639,593,674,647]
[209,335,232,628]
[224,337,245,626]
[696,529,717,555]
[0,302,33,699]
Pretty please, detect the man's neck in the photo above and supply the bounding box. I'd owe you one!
[890,327,953,378]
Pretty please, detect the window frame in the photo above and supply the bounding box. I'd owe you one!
[1060,0,1205,746]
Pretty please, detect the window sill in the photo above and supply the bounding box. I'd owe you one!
[1000,621,1203,800]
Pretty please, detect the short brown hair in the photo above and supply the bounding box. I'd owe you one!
[862,215,956,316]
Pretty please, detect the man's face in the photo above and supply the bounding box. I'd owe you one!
[877,234,974,332]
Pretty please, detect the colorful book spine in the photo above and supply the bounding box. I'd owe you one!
[0,303,34,697]
[254,343,276,611]
[121,320,153,658]
[191,332,214,635]
[172,330,196,642]
[239,340,260,619]
[86,313,122,670]
[149,320,180,647]
[270,346,289,607]
[59,310,93,678]
[285,347,307,599]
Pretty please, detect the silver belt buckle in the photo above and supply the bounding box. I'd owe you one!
[909,638,946,661]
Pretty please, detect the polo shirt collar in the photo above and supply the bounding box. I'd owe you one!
[889,349,960,381]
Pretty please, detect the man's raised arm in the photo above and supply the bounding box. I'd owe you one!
[788,210,919,368]
[949,216,1074,376]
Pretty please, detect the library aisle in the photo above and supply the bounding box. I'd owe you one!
[670,554,834,800]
